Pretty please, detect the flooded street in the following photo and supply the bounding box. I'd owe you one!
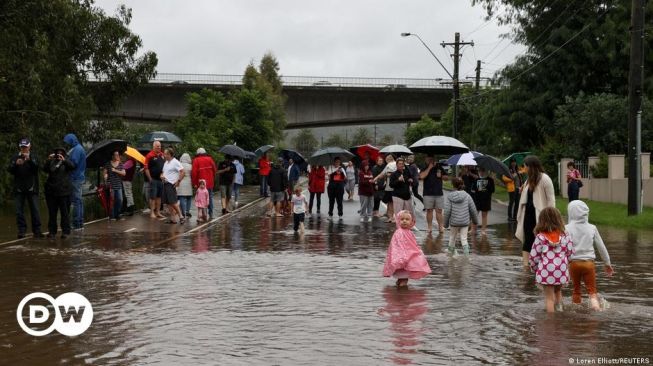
[0,197,651,365]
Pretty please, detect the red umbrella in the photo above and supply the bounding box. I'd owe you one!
[350,144,380,161]
[96,183,114,218]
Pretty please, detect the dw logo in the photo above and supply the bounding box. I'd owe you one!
[16,292,93,336]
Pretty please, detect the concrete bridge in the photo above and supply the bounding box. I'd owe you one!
[96,73,464,129]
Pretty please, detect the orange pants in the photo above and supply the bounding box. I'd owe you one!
[570,260,597,304]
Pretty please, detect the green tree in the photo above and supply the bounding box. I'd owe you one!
[292,129,319,158]
[0,0,157,199]
[323,133,349,148]
[379,135,394,147]
[350,127,373,146]
[404,114,448,145]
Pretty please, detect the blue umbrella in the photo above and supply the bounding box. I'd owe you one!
[446,151,483,166]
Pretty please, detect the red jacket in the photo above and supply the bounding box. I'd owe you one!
[258,157,271,176]
[191,154,217,189]
[308,166,326,193]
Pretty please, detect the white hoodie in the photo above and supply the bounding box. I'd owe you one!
[565,200,611,265]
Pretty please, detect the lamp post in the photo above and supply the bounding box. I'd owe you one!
[402,32,463,139]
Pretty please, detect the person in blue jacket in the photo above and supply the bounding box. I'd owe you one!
[287,158,301,194]
[64,133,86,230]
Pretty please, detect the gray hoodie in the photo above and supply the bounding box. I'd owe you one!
[444,190,478,227]
[565,200,611,265]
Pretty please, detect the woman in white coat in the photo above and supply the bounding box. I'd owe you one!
[516,155,556,267]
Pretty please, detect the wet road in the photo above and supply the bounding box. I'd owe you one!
[0,192,651,365]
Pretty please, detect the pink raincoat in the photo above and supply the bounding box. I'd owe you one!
[383,211,432,279]
[195,180,210,209]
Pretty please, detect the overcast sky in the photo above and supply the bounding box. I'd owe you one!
[94,0,525,80]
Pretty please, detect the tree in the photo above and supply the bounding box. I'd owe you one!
[0,0,157,199]
[404,114,448,145]
[350,127,373,146]
[323,133,349,148]
[379,135,394,147]
[292,129,319,158]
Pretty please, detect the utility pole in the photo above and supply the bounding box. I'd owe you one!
[475,60,481,94]
[442,33,473,139]
[627,0,645,215]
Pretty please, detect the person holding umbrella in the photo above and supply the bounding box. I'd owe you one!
[420,155,448,233]
[327,157,347,220]
[389,157,415,217]
[373,154,397,223]
[102,150,126,220]
[8,138,44,239]
[217,155,237,214]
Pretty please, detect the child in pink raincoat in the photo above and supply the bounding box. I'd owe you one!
[383,210,432,287]
[195,179,210,223]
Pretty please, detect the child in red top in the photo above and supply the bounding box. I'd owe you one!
[528,207,575,312]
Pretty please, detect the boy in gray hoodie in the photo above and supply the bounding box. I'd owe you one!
[444,177,478,255]
[565,200,614,310]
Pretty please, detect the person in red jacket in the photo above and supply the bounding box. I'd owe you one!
[258,153,271,198]
[191,148,217,219]
[308,164,326,214]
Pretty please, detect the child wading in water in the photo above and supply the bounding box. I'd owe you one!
[291,187,308,233]
[195,179,209,223]
[443,177,478,255]
[383,210,432,287]
[529,207,575,312]
[566,200,614,310]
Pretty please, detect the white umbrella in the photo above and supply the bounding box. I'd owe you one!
[379,144,412,156]
[446,151,483,166]
[409,135,469,155]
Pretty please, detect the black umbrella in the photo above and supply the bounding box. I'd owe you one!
[139,131,182,144]
[85,139,127,169]
[255,144,274,157]
[409,135,469,155]
[219,144,247,159]
[474,155,511,177]
[280,149,306,164]
[244,151,258,160]
[309,147,355,166]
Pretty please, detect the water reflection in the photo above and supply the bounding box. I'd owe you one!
[379,287,428,365]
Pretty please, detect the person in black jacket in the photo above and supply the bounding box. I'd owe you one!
[389,157,415,217]
[43,147,75,239]
[7,138,43,239]
[267,158,288,217]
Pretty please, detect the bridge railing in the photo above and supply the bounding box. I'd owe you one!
[90,72,477,89]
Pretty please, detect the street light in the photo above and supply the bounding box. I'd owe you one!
[401,33,453,79]
[402,32,458,138]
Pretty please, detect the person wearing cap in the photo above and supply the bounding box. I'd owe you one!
[63,133,86,230]
[7,138,43,239]
[191,148,217,219]
[43,147,75,238]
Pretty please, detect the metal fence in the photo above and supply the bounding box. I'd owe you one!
[575,161,590,178]
[89,72,495,89]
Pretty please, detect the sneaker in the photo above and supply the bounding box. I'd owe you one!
[234,201,239,208]
[142,208,151,214]
[186,212,192,218]
[180,218,185,224]
[360,217,365,222]
[554,303,564,312]
[462,245,470,255]
[448,246,456,255]
[222,208,227,215]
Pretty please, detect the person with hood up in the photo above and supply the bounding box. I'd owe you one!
[64,133,86,230]
[565,200,614,311]
[443,177,478,255]
[382,210,432,287]
[177,153,193,219]
[529,207,575,313]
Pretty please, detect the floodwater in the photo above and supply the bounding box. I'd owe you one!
[0,206,651,365]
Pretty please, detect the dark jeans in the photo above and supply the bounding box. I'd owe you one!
[70,179,84,229]
[309,192,322,212]
[293,213,305,231]
[327,183,344,217]
[207,189,214,218]
[508,191,519,219]
[373,191,383,211]
[46,194,70,235]
[412,185,424,204]
[260,175,269,197]
[111,189,123,219]
[568,182,580,202]
[15,192,42,235]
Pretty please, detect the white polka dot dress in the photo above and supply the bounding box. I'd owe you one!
[528,232,574,285]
